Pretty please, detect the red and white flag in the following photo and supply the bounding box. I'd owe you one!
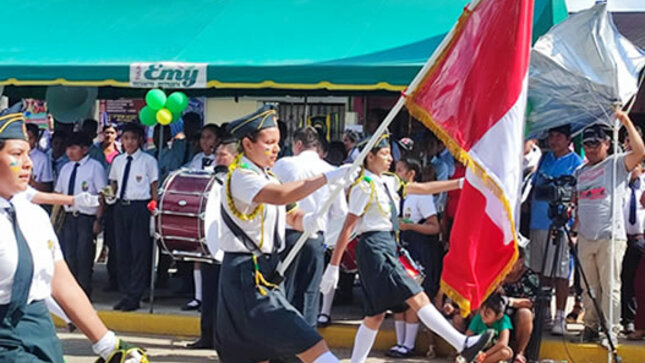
[406,0,533,315]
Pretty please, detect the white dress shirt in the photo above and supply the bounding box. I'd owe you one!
[109,149,159,201]
[55,155,107,214]
[272,150,348,234]
[188,152,216,172]
[0,194,63,304]
[219,157,285,254]
[30,148,54,183]
[347,170,400,235]
[401,194,437,224]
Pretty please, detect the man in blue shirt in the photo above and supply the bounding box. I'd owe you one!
[529,124,582,335]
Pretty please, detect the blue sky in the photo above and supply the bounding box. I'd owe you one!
[566,0,645,12]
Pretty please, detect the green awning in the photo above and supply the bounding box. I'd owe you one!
[0,0,566,94]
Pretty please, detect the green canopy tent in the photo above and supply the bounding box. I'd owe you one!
[0,0,566,98]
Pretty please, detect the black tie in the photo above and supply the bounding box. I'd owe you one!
[120,155,133,200]
[202,157,213,169]
[67,162,80,195]
[5,203,34,322]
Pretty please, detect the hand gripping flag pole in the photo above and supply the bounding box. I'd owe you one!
[270,9,470,283]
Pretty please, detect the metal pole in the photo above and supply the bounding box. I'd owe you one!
[149,124,164,313]
[273,1,473,279]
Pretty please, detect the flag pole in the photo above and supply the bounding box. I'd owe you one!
[272,2,475,282]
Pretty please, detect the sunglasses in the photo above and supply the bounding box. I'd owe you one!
[583,140,601,148]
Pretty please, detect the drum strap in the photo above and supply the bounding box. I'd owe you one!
[220,205,263,257]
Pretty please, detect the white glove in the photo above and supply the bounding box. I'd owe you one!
[104,195,117,205]
[324,164,360,186]
[458,177,465,189]
[73,192,100,209]
[319,264,340,295]
[124,350,144,363]
[92,331,118,360]
[302,212,324,234]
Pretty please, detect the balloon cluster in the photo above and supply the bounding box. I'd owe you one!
[139,89,189,126]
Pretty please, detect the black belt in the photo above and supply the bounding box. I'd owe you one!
[627,233,643,240]
[117,199,149,205]
[65,211,95,218]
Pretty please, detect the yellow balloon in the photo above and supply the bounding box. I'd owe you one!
[156,108,173,125]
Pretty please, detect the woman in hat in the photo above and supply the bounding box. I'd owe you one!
[0,105,145,363]
[216,105,355,363]
[320,135,494,363]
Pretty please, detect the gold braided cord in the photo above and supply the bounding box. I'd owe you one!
[225,153,264,221]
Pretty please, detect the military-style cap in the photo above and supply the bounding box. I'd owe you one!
[356,133,390,152]
[0,102,27,141]
[226,105,279,140]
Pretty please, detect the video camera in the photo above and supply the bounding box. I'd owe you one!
[534,174,576,204]
[533,174,577,227]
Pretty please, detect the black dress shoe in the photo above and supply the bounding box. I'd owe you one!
[187,339,214,349]
[113,299,127,310]
[120,301,140,312]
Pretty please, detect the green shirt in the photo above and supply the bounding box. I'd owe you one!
[468,313,513,336]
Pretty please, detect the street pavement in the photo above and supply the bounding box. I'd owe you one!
[59,330,453,363]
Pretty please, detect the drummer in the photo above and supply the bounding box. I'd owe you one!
[0,105,146,362]
[216,105,356,363]
[320,135,493,363]
[187,124,221,172]
[187,137,238,350]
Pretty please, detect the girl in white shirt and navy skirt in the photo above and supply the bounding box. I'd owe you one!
[321,134,493,363]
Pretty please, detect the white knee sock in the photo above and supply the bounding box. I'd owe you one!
[403,323,419,349]
[320,290,335,316]
[46,297,70,323]
[312,351,340,363]
[350,324,378,363]
[395,320,405,346]
[194,268,202,301]
[416,304,474,351]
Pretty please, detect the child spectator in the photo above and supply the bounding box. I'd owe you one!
[467,293,514,363]
[501,247,539,363]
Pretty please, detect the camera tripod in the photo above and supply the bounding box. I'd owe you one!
[526,220,622,363]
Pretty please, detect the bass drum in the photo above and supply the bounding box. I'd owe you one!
[156,169,219,262]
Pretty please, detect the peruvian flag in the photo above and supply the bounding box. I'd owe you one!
[406,0,533,315]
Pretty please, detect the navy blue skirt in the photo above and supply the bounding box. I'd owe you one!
[215,253,322,363]
[356,231,423,316]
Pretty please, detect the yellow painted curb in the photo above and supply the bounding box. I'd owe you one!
[54,312,644,362]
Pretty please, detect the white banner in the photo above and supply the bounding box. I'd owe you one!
[129,62,207,88]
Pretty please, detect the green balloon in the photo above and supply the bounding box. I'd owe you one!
[165,92,189,113]
[139,106,157,126]
[171,111,182,123]
[146,89,167,110]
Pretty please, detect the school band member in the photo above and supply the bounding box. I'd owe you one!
[320,135,493,363]
[188,138,237,350]
[184,124,221,312]
[272,126,348,328]
[0,105,146,362]
[215,105,356,363]
[25,123,54,192]
[54,132,107,298]
[108,123,158,312]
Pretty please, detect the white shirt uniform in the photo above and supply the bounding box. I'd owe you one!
[0,194,64,305]
[188,152,216,172]
[220,157,285,254]
[623,175,645,235]
[109,149,159,200]
[30,148,54,184]
[272,150,347,234]
[55,155,107,214]
[348,170,400,235]
[401,194,437,224]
